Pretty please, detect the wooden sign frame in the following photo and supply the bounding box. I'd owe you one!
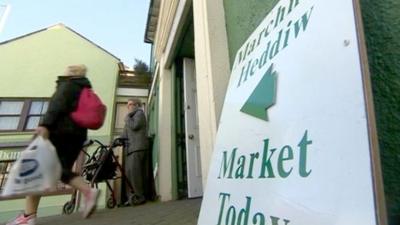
[353,0,388,224]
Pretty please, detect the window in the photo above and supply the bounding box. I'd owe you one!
[115,102,129,131]
[25,101,49,130]
[0,101,24,130]
[0,99,49,132]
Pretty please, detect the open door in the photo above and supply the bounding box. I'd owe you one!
[183,58,203,198]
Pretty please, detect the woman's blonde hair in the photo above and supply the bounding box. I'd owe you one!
[64,64,87,76]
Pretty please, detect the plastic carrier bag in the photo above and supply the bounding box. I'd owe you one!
[1,136,61,196]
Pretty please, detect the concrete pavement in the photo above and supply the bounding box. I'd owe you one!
[4,198,202,225]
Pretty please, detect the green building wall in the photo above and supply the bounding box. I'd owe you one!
[361,1,400,223]
[0,25,120,221]
[223,0,278,66]
[223,0,400,223]
[0,25,120,143]
[148,83,160,191]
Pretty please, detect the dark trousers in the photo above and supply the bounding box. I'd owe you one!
[50,133,85,184]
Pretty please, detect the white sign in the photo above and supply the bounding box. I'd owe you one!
[198,0,379,225]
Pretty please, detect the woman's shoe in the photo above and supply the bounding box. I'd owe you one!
[6,213,36,225]
[82,188,101,219]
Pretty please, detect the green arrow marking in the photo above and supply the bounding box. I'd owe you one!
[240,64,277,121]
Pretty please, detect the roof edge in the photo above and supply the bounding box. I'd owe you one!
[0,23,121,62]
[144,0,160,44]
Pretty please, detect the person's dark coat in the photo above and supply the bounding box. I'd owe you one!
[40,76,91,137]
[121,108,149,153]
[40,75,92,183]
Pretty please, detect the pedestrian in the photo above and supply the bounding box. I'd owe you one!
[6,64,100,225]
[121,98,149,205]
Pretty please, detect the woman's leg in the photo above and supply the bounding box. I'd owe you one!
[68,176,90,195]
[51,133,100,218]
[56,135,99,218]
[25,195,41,215]
[68,175,100,218]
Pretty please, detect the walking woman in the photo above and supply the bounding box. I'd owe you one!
[7,65,100,225]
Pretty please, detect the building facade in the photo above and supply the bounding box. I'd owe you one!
[0,23,120,219]
[145,0,399,224]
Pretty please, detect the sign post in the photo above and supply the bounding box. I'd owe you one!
[198,0,386,224]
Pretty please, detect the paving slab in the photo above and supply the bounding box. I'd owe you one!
[2,198,202,225]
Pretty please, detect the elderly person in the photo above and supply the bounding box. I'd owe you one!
[121,98,149,205]
[7,65,100,225]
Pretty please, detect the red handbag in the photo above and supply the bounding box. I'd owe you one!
[70,88,106,130]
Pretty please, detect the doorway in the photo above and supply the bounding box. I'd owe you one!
[174,57,203,199]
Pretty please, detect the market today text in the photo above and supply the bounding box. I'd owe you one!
[215,130,313,225]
